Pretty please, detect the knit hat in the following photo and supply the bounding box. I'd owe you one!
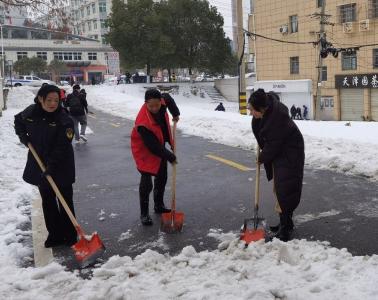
[248,88,268,112]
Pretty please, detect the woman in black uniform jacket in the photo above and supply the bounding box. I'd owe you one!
[248,89,305,241]
[14,84,77,248]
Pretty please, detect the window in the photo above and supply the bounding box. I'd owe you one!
[289,15,298,33]
[100,20,107,29]
[321,66,327,81]
[93,20,97,29]
[53,52,82,61]
[88,52,97,60]
[373,49,378,67]
[342,52,357,70]
[290,56,299,74]
[87,6,90,16]
[80,8,84,18]
[88,21,92,31]
[17,52,28,60]
[32,76,40,80]
[92,3,96,13]
[370,0,378,18]
[317,0,324,8]
[339,4,356,23]
[82,23,85,33]
[99,2,106,13]
[37,52,47,60]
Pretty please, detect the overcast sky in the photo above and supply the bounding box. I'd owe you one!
[208,0,251,40]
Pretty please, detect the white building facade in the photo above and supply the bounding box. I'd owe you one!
[69,0,113,44]
[2,25,116,83]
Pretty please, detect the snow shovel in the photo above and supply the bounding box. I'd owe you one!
[28,143,105,267]
[160,121,184,233]
[240,146,266,244]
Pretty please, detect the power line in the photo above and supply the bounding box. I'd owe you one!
[243,28,318,46]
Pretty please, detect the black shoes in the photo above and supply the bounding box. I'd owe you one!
[140,215,153,226]
[271,212,295,242]
[154,206,171,214]
[44,235,65,248]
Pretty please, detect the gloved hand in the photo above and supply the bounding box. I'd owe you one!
[19,134,29,147]
[164,149,177,164]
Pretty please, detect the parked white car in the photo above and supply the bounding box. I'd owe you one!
[6,75,55,87]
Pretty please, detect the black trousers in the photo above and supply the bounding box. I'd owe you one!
[38,184,77,241]
[139,159,168,215]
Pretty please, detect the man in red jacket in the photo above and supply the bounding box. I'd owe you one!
[131,89,180,225]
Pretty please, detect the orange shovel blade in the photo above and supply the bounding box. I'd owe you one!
[160,211,184,233]
[71,233,105,267]
[240,228,266,245]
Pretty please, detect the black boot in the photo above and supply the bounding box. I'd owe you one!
[44,234,65,248]
[153,192,171,214]
[140,215,153,226]
[274,213,293,242]
[270,213,294,232]
[140,198,153,226]
[154,203,171,214]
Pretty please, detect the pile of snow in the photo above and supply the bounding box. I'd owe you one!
[85,84,378,181]
[1,86,378,299]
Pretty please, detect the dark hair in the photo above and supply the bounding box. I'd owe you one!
[73,84,81,90]
[145,88,161,102]
[80,89,86,93]
[34,84,61,103]
[248,88,268,112]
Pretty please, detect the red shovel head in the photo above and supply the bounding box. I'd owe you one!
[71,232,105,268]
[240,228,266,244]
[160,211,184,233]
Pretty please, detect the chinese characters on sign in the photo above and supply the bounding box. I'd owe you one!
[335,74,378,88]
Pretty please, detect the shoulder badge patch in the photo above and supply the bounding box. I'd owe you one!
[66,128,74,140]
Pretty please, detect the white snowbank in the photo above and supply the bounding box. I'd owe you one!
[1,86,377,299]
[85,84,378,181]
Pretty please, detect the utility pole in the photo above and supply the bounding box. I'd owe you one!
[237,0,247,115]
[315,0,327,120]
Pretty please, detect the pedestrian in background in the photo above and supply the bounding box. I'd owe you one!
[296,106,302,120]
[290,105,297,119]
[248,89,305,242]
[131,89,180,226]
[65,84,88,143]
[303,105,308,120]
[14,84,77,248]
[215,102,225,112]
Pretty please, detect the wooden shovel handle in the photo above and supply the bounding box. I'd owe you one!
[171,122,177,212]
[255,146,261,209]
[28,143,80,229]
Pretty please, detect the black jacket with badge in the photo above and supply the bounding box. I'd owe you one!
[65,90,88,116]
[14,104,75,187]
[252,93,305,213]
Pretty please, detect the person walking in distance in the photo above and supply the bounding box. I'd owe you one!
[65,84,88,143]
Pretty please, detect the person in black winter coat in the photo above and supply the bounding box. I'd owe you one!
[290,105,297,119]
[248,89,305,241]
[215,102,226,112]
[14,84,77,248]
[65,84,88,142]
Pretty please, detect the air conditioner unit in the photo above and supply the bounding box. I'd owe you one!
[359,19,370,31]
[279,25,288,34]
[343,22,353,33]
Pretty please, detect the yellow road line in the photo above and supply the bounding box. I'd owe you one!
[110,123,121,128]
[206,154,253,172]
